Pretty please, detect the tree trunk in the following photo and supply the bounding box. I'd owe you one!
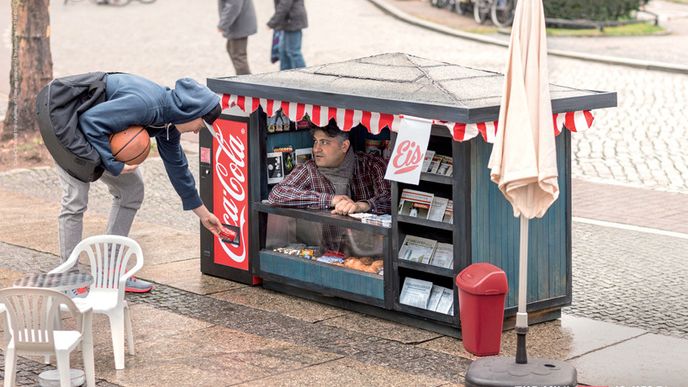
[2,0,53,140]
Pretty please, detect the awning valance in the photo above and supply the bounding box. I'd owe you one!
[221,93,594,143]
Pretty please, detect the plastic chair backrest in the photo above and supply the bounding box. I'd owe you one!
[0,287,81,353]
[52,235,144,301]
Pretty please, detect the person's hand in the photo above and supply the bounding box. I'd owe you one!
[121,164,139,174]
[331,195,352,208]
[331,198,370,216]
[201,213,224,236]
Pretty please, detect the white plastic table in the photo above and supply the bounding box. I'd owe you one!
[13,271,93,291]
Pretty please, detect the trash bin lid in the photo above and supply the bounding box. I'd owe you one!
[456,263,508,295]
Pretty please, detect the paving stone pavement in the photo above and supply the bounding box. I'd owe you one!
[0,0,687,193]
[0,241,468,385]
[2,155,687,341]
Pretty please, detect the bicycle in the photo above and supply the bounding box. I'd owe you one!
[473,0,516,27]
[430,0,451,9]
[491,0,516,28]
[431,0,471,16]
[64,0,156,6]
[473,0,491,24]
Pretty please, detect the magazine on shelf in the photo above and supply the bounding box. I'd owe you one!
[294,147,313,165]
[398,189,434,219]
[421,150,435,173]
[443,200,453,224]
[427,285,444,312]
[427,154,443,174]
[273,145,295,175]
[398,235,437,264]
[436,155,453,176]
[399,277,433,309]
[427,196,449,222]
[435,287,454,315]
[266,151,284,184]
[430,242,453,269]
[382,140,392,160]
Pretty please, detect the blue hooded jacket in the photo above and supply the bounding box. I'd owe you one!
[79,73,220,210]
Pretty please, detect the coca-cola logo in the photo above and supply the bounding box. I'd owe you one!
[392,140,422,174]
[214,126,248,264]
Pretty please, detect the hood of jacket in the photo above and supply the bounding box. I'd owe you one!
[163,78,220,124]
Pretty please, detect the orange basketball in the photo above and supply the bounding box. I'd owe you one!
[110,126,151,165]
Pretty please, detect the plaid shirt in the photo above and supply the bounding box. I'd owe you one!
[268,152,391,214]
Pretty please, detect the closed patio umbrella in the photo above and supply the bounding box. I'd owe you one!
[466,0,577,385]
[488,0,558,364]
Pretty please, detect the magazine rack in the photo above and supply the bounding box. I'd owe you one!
[199,53,616,335]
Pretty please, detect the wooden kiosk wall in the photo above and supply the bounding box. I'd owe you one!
[245,108,571,335]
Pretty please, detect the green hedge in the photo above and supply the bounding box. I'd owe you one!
[544,0,647,21]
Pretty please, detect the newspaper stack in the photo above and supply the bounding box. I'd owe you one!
[348,213,392,228]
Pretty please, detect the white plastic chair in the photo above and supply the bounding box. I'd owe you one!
[0,287,95,387]
[1,303,9,346]
[50,235,143,370]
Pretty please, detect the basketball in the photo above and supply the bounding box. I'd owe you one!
[109,126,151,165]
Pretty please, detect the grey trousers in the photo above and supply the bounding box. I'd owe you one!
[226,37,251,75]
[57,165,144,262]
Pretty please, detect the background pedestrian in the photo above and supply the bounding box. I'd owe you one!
[267,0,308,70]
[218,0,258,75]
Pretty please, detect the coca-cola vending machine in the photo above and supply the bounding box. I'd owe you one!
[199,113,261,285]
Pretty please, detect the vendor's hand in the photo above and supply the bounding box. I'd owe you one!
[331,200,370,216]
[201,213,224,236]
[121,164,139,174]
[331,195,353,208]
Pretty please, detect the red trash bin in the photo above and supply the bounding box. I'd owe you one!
[456,263,508,356]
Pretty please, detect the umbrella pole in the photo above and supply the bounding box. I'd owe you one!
[516,214,529,364]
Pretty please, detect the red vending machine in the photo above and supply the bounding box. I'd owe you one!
[199,113,261,285]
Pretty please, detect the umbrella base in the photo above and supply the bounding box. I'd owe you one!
[465,357,576,387]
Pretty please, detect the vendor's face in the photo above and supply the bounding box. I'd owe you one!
[312,130,349,168]
[176,118,205,134]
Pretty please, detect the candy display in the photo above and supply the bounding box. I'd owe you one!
[273,245,383,276]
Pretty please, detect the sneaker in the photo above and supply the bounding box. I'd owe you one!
[125,276,154,293]
[66,286,89,299]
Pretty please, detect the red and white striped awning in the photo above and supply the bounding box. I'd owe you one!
[220,94,594,143]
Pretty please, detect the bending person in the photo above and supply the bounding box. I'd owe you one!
[53,73,224,293]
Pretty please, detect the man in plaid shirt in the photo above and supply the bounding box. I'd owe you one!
[268,122,391,215]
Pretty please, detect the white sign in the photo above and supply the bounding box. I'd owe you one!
[384,116,432,185]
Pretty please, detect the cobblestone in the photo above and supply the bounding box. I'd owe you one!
[2,161,688,339]
[0,242,470,382]
[1,0,685,193]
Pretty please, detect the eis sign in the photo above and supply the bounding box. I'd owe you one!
[212,118,249,271]
[384,116,432,185]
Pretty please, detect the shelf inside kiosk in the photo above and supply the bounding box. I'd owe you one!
[258,115,394,306]
[396,268,457,324]
[396,179,455,231]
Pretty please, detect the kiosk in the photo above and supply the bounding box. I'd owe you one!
[199,53,616,335]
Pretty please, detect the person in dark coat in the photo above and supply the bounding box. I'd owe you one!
[267,0,308,70]
[218,0,258,75]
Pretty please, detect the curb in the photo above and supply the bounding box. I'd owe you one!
[367,0,688,75]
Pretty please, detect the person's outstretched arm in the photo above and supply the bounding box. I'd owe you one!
[193,204,223,235]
